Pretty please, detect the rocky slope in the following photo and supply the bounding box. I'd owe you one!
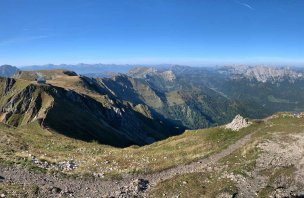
[0,74,181,147]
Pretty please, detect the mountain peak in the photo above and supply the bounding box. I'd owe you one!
[220,65,303,83]
[129,67,176,81]
[0,65,20,77]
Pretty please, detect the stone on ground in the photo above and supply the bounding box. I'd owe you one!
[225,114,250,131]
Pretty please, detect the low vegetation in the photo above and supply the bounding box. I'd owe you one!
[0,117,256,179]
[150,113,304,197]
[0,183,39,198]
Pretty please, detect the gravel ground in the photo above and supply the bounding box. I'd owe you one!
[0,132,255,197]
[221,133,304,198]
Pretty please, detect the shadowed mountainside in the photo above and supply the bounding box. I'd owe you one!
[0,73,182,147]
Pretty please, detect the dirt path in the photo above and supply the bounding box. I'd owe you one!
[143,132,254,195]
[0,132,255,197]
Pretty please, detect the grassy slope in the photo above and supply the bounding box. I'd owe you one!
[1,112,301,197]
[0,116,256,179]
[150,113,304,197]
[0,77,267,176]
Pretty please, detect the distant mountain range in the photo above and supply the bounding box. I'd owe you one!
[19,63,152,77]
[218,65,304,83]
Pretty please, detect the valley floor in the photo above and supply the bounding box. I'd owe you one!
[1,113,304,197]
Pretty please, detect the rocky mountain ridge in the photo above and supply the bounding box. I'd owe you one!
[129,67,176,82]
[99,72,241,129]
[129,65,304,120]
[219,65,303,83]
[2,65,304,146]
[0,74,181,147]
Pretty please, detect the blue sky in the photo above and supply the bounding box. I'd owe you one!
[0,0,304,66]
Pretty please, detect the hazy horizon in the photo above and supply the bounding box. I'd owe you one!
[8,62,304,69]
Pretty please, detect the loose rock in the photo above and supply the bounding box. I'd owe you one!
[225,114,251,131]
[31,156,78,171]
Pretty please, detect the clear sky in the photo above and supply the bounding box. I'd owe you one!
[0,0,304,66]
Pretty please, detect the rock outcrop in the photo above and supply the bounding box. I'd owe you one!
[220,65,303,83]
[225,114,250,131]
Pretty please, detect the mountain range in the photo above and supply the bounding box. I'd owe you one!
[0,70,182,147]
[1,64,304,147]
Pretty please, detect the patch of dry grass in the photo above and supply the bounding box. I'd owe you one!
[0,183,39,198]
[149,171,238,198]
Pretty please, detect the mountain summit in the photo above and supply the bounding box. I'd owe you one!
[0,65,20,77]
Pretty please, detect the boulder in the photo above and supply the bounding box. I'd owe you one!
[225,114,250,131]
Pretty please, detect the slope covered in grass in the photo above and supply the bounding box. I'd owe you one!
[1,112,302,197]
[150,113,304,197]
[0,114,258,179]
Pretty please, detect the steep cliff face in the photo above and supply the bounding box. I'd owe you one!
[0,78,52,126]
[0,77,181,147]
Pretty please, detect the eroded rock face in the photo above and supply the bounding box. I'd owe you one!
[220,65,303,83]
[160,70,176,81]
[0,84,53,126]
[225,114,250,131]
